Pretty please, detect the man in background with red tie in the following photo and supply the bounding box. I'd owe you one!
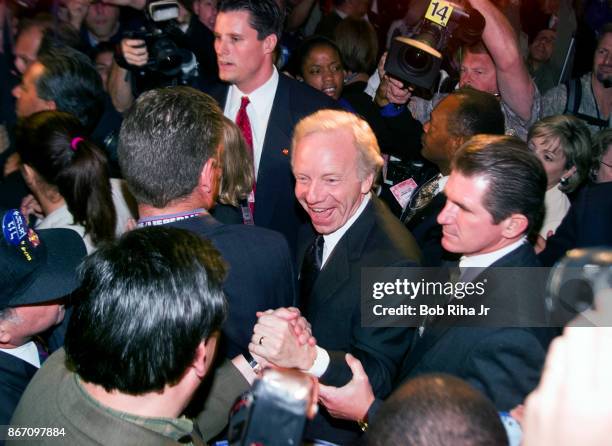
[210,0,336,255]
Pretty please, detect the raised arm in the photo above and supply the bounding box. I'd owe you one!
[468,0,535,122]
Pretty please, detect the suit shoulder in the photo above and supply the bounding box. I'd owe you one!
[213,224,291,251]
[369,198,422,264]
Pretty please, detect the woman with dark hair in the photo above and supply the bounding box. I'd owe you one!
[17,111,135,252]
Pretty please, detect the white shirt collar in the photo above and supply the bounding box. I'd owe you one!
[459,237,527,269]
[0,341,40,368]
[321,193,371,266]
[437,174,449,194]
[224,68,279,177]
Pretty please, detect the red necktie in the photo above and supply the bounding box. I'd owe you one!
[235,96,256,217]
[235,96,253,149]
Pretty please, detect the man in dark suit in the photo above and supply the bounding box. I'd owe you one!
[399,135,554,411]
[211,0,336,254]
[401,87,505,266]
[118,86,295,359]
[0,211,86,427]
[248,110,421,443]
[315,135,555,425]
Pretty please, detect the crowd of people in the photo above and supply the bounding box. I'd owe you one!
[1,0,611,444]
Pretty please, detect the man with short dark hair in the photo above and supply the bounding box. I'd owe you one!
[10,226,227,444]
[118,86,295,359]
[211,0,335,253]
[366,374,508,446]
[399,135,552,410]
[13,46,104,132]
[401,87,505,266]
[0,210,86,426]
[1,44,108,210]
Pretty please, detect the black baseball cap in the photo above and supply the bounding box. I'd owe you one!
[0,209,86,310]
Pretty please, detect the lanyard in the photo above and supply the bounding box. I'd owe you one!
[137,209,207,227]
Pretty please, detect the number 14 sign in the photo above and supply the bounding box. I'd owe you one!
[425,0,454,27]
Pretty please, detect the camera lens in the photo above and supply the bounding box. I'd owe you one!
[399,47,433,75]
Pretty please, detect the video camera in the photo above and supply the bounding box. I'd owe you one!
[122,0,197,81]
[545,248,612,326]
[384,0,485,91]
[227,367,317,446]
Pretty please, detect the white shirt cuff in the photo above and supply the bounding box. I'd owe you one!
[364,71,381,99]
[306,346,330,377]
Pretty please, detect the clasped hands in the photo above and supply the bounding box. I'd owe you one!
[248,307,375,423]
[248,307,317,371]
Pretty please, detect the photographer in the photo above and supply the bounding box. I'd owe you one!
[108,0,218,112]
[378,0,540,141]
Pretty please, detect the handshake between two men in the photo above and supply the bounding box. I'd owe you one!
[247,307,376,426]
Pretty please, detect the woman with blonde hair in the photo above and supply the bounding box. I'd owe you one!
[528,114,592,239]
[212,116,255,224]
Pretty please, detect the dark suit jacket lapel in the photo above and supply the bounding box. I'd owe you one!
[208,83,229,109]
[311,199,375,307]
[255,75,293,228]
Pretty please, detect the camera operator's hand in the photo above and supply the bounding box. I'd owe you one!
[121,38,148,67]
[318,354,375,422]
[374,52,412,108]
[249,308,317,371]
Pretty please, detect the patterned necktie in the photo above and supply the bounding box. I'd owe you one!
[299,235,325,314]
[235,96,256,216]
[235,96,253,149]
[401,175,441,224]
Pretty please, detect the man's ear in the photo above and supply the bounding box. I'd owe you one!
[0,323,12,345]
[360,172,375,194]
[45,99,56,111]
[191,332,219,379]
[263,33,278,55]
[501,213,529,239]
[199,158,216,194]
[22,164,35,183]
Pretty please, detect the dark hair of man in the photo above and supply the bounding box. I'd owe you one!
[118,87,224,208]
[16,110,116,246]
[598,23,612,44]
[218,0,285,40]
[334,17,378,74]
[448,87,505,138]
[36,46,104,132]
[65,226,228,394]
[366,374,508,446]
[452,134,547,234]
